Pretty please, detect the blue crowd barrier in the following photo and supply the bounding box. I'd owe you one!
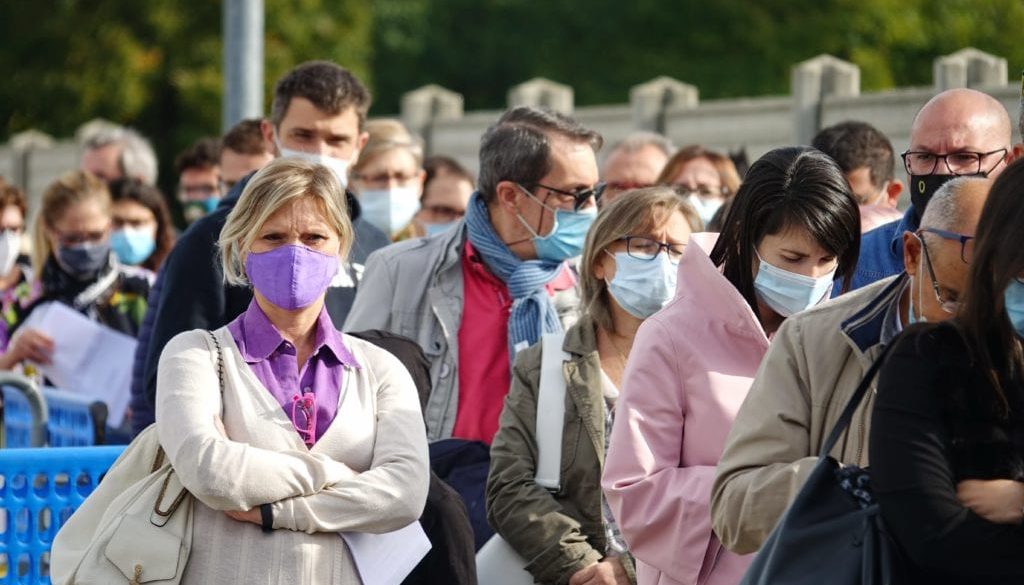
[3,388,106,448]
[0,446,125,584]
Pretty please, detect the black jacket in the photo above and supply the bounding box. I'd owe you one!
[128,172,390,434]
[870,322,1024,584]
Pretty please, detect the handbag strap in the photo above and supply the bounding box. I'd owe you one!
[534,332,569,491]
[151,330,225,463]
[818,341,897,459]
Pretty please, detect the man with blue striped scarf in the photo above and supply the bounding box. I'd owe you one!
[346,106,603,546]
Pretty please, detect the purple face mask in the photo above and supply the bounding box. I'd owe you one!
[245,244,339,310]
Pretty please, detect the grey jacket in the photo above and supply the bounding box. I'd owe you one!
[344,221,580,440]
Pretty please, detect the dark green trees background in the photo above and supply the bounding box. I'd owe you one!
[3,0,1022,178]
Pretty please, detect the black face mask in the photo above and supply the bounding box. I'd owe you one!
[909,173,984,223]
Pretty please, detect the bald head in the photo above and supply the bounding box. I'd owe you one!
[911,88,1012,179]
[919,176,990,235]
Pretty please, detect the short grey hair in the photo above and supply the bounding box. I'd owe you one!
[603,131,675,163]
[477,106,603,204]
[920,176,989,233]
[82,125,159,185]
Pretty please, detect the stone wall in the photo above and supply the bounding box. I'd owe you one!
[2,47,1018,213]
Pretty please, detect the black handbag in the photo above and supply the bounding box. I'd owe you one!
[739,345,904,585]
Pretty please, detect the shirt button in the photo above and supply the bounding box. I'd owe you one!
[440,363,451,378]
[303,386,311,394]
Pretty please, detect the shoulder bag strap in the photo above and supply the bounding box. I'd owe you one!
[534,331,570,491]
[151,330,225,518]
[818,341,897,458]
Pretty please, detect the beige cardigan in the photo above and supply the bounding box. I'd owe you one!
[156,327,430,584]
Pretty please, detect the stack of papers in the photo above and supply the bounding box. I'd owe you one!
[20,301,137,427]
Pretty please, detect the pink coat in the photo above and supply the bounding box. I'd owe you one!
[603,233,769,585]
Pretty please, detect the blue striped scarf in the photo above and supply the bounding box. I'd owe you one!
[464,193,564,364]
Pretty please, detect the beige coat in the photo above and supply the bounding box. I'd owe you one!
[487,315,636,585]
[155,327,430,584]
[710,275,906,555]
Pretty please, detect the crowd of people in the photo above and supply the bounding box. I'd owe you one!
[5,58,1024,584]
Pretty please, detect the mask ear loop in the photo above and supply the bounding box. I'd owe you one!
[508,184,558,246]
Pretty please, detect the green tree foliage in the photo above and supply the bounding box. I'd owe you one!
[0,0,372,194]
[371,0,1024,113]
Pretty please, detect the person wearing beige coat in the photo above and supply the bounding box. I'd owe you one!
[711,176,991,555]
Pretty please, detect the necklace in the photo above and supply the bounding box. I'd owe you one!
[601,326,631,363]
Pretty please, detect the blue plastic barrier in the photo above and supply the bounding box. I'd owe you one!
[3,388,106,448]
[0,446,125,584]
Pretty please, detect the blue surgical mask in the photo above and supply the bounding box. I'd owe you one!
[358,186,422,235]
[516,185,597,261]
[110,227,156,266]
[604,251,677,318]
[1004,278,1024,338]
[423,221,457,237]
[754,253,836,317]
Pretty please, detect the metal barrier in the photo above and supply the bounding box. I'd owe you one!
[0,446,125,584]
[0,375,46,448]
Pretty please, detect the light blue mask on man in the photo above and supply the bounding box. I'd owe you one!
[753,253,836,317]
[1004,278,1024,338]
[516,185,597,261]
[605,251,677,318]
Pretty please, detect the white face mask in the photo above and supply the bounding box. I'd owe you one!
[0,230,20,276]
[687,194,724,228]
[358,186,422,235]
[274,132,356,190]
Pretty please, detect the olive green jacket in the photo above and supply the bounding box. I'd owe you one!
[487,314,637,585]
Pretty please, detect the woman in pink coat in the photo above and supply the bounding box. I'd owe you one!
[602,147,862,585]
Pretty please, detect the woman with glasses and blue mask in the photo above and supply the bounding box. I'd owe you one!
[11,170,152,344]
[603,147,861,585]
[349,119,427,241]
[487,187,700,585]
[869,160,1024,583]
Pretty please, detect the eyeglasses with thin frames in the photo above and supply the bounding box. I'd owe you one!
[291,392,318,447]
[917,232,961,314]
[917,227,975,264]
[900,148,1007,176]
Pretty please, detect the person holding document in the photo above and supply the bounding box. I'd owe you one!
[4,170,152,372]
[155,158,429,583]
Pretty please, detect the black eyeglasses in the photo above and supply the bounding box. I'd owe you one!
[618,236,685,264]
[917,228,975,264]
[901,148,1007,176]
[916,232,960,314]
[534,182,606,211]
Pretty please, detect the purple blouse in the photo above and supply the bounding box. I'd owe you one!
[227,300,359,445]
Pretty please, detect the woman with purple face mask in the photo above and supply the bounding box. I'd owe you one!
[154,158,429,583]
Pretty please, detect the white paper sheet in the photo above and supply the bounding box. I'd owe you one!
[341,521,432,585]
[19,301,136,427]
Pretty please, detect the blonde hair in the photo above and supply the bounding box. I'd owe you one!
[580,186,701,331]
[33,170,111,275]
[351,119,424,175]
[219,158,354,286]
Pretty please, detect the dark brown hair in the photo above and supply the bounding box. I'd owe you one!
[108,178,177,271]
[811,120,896,200]
[221,119,269,156]
[957,158,1024,414]
[709,146,861,320]
[269,61,371,130]
[174,137,221,174]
